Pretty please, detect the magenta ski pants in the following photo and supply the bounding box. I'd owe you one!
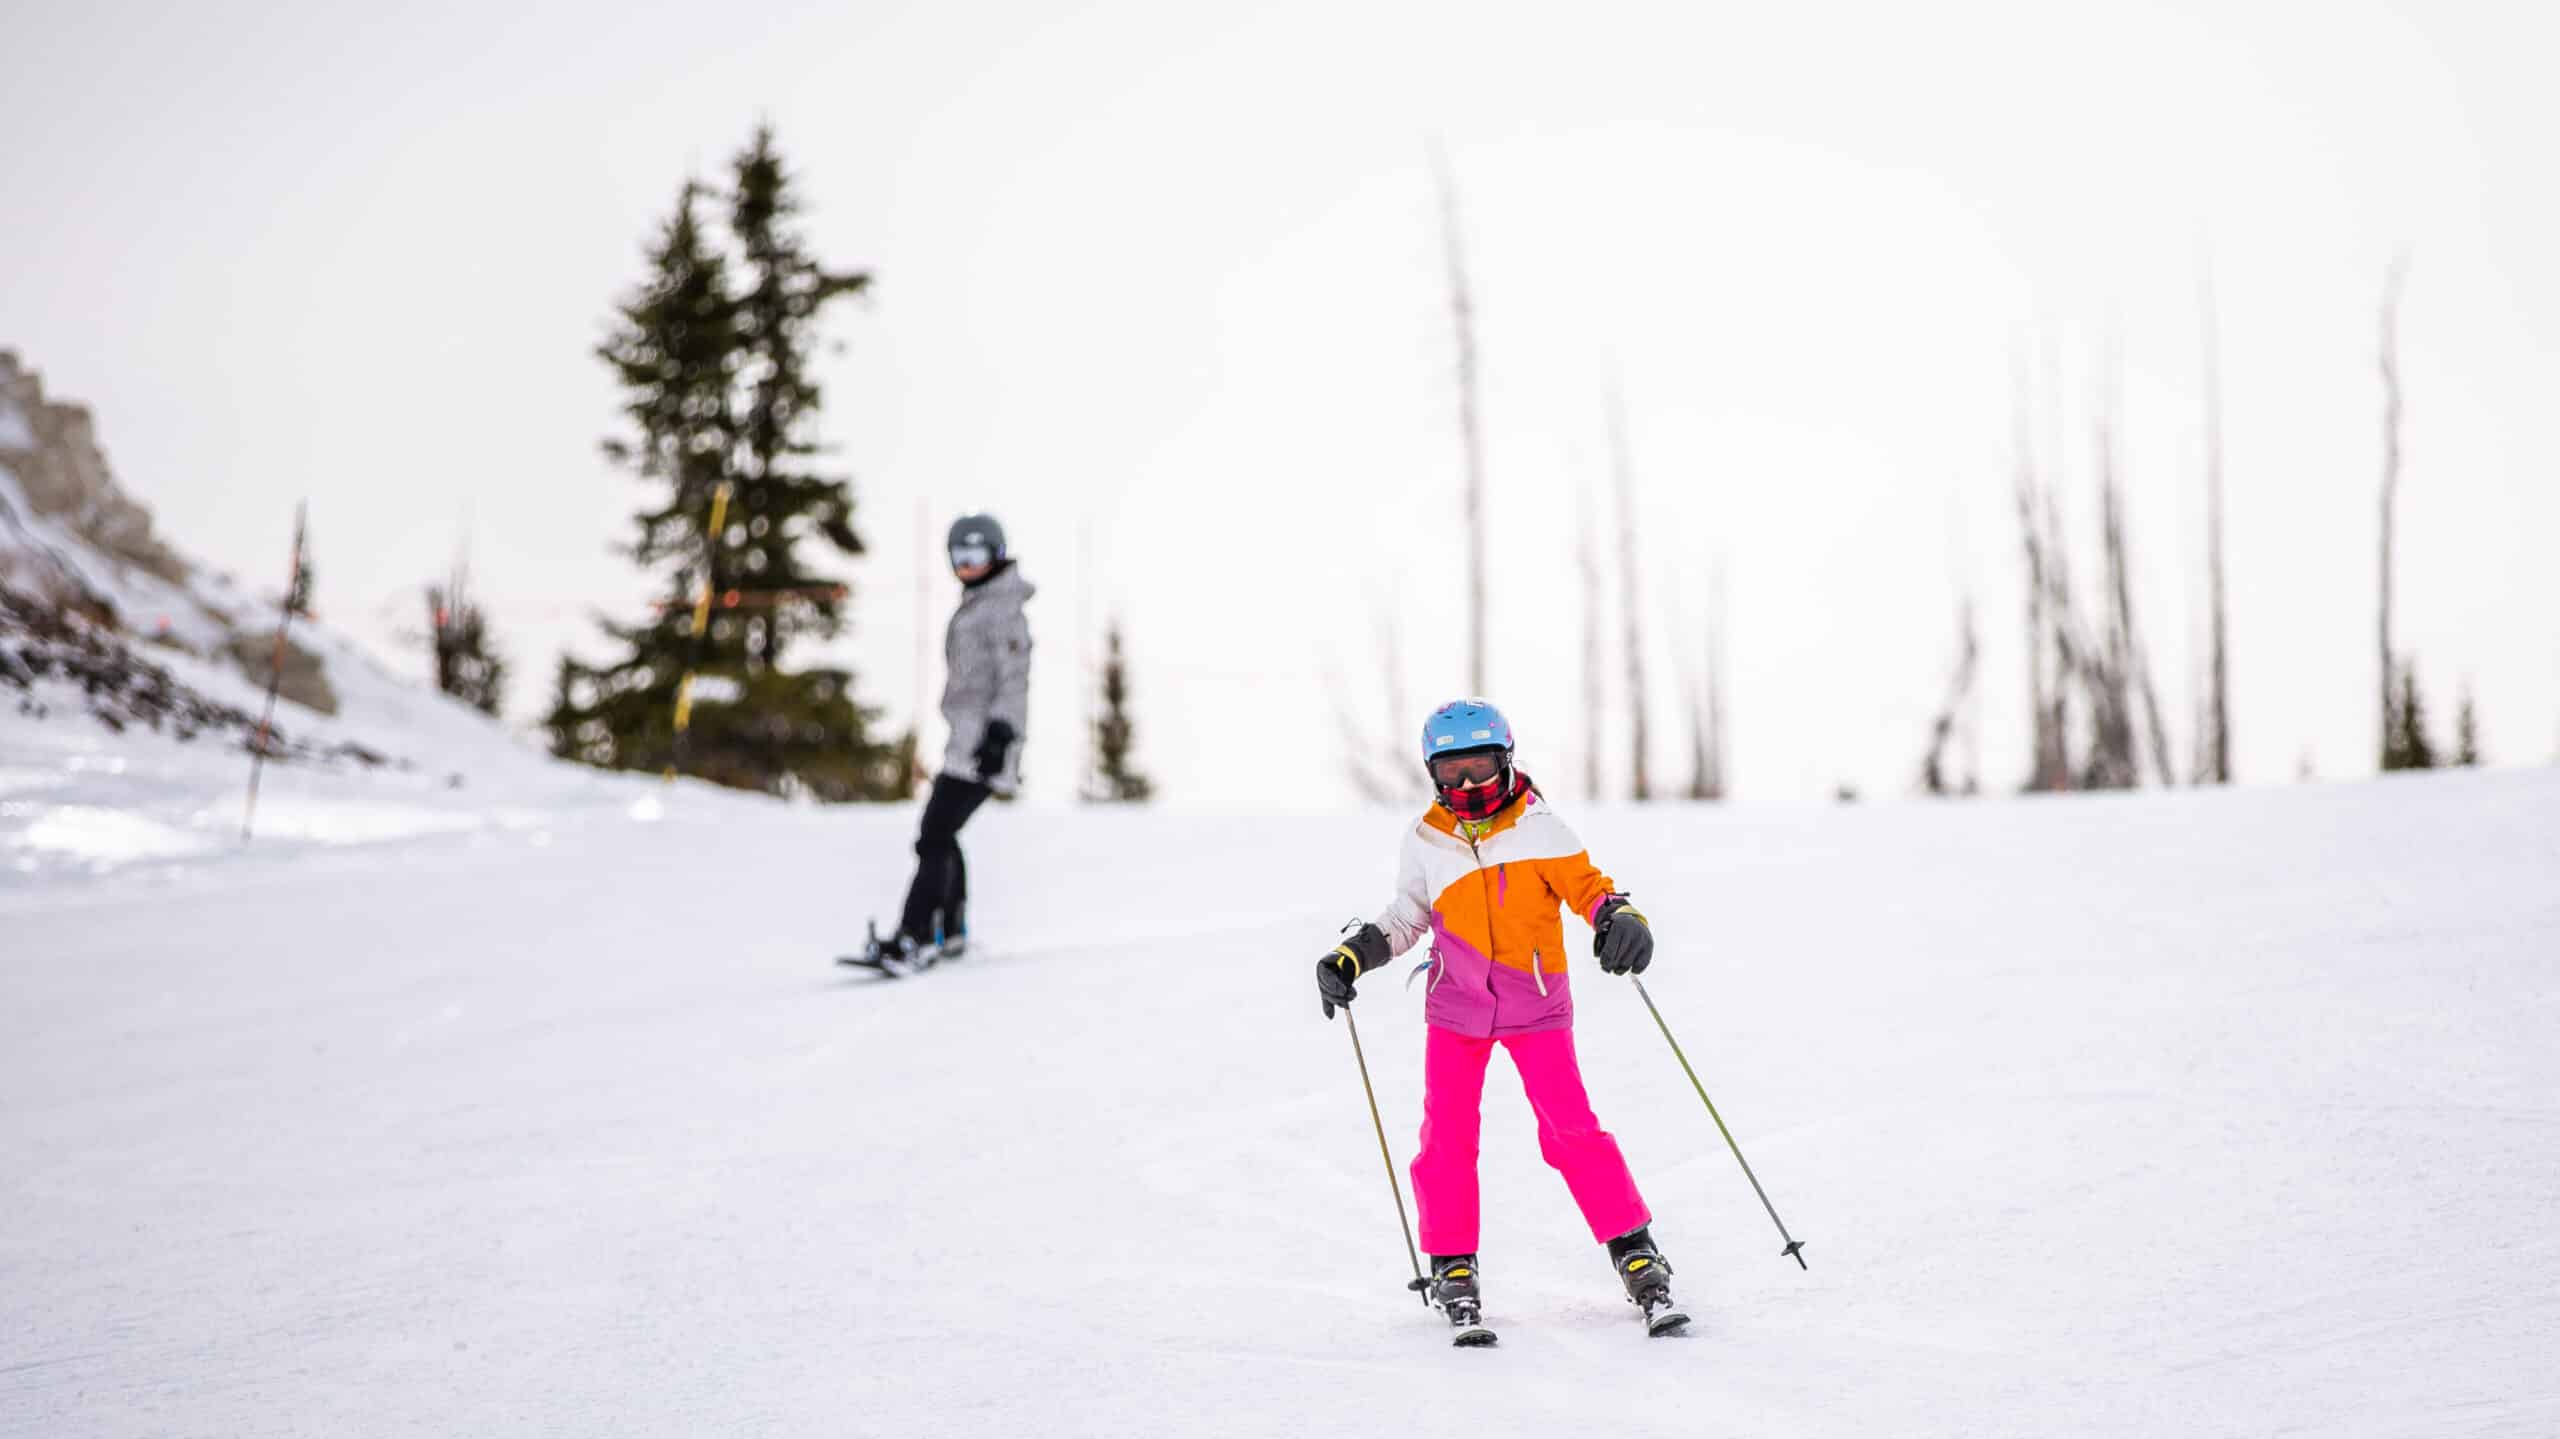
[1410,1023,1650,1256]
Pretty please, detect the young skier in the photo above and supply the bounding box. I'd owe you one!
[1317,698,1685,1342]
[845,513,1031,975]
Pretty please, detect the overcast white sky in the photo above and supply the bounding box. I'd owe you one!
[8,0,2555,804]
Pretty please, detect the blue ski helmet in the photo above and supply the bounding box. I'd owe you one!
[1421,698,1514,768]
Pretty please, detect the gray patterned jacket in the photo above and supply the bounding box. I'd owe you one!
[939,563,1034,794]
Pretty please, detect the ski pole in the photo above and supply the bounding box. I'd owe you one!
[1630,975,1809,1270]
[1340,1007,1429,1303]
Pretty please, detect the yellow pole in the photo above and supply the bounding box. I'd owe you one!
[667,482,733,780]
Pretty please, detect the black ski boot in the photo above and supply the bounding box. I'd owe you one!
[837,921,936,977]
[1608,1228,1690,1337]
[1424,1254,1496,1347]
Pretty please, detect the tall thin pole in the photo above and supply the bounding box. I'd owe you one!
[1342,1008,1428,1301]
[1631,976,1808,1268]
[241,502,307,843]
[667,480,733,781]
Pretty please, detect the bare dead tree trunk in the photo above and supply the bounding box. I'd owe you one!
[2041,339,2077,790]
[1684,673,1711,801]
[2080,369,2141,791]
[1958,585,1979,793]
[2043,486,2083,788]
[1606,381,1651,800]
[1332,601,1424,805]
[1706,563,1728,799]
[2095,347,2176,787]
[2007,350,2088,793]
[2378,253,2409,768]
[1685,564,1728,801]
[1078,516,1098,802]
[2200,261,2233,783]
[1579,488,1604,801]
[1920,591,1980,796]
[1430,145,1488,696]
[2012,349,2065,791]
[1383,605,1414,793]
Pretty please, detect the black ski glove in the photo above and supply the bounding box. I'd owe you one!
[1317,922,1391,1019]
[972,719,1017,781]
[1593,898,1653,976]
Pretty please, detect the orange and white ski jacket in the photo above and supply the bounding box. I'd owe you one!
[1373,787,1620,1038]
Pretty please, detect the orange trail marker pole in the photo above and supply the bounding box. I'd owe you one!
[242,501,308,843]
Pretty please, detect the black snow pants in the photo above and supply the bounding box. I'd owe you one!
[897,775,992,944]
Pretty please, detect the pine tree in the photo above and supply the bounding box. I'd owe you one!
[726,123,872,668]
[286,528,315,617]
[887,726,921,802]
[545,180,736,777]
[2383,660,2437,771]
[2455,683,2482,766]
[426,552,507,716]
[544,658,589,761]
[546,143,900,800]
[1088,621,1154,803]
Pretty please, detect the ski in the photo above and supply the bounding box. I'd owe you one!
[1443,1301,1496,1347]
[1642,1300,1691,1337]
[1615,1244,1689,1336]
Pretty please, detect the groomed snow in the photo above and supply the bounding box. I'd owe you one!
[3,755,2556,1436]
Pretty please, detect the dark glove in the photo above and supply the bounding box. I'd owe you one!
[1593,897,1653,976]
[972,719,1017,781]
[1317,922,1391,1019]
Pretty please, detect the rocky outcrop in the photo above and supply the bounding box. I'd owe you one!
[224,627,340,717]
[1,583,380,766]
[0,350,189,588]
[0,349,346,718]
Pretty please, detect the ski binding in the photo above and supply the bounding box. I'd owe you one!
[836,920,936,978]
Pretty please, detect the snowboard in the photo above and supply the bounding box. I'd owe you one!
[836,920,967,978]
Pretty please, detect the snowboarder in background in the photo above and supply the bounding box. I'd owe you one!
[848,513,1031,974]
[1316,698,1685,1343]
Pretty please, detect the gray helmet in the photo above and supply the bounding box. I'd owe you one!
[946,513,1006,571]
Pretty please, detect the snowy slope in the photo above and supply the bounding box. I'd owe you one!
[4,384,613,882]
[4,770,2557,1437]
[3,424,647,879]
[0,607,679,884]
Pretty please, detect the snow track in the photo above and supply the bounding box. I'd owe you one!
[5,769,2557,1436]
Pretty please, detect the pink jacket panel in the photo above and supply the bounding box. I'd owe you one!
[1424,911,1574,1038]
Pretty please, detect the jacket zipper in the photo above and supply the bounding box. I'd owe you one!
[1464,832,1496,999]
[1463,829,1546,997]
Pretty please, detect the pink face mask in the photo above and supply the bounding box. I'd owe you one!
[1435,760,1518,821]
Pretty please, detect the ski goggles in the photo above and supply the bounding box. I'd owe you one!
[949,542,995,571]
[1428,749,1508,788]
